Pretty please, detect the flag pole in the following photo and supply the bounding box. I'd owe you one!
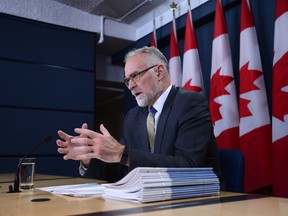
[170,2,177,19]
[170,2,178,42]
[168,2,182,87]
[150,11,157,47]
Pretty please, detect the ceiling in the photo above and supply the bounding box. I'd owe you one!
[54,0,168,25]
[0,0,208,55]
[52,0,187,55]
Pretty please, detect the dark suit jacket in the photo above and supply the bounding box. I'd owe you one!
[85,87,225,189]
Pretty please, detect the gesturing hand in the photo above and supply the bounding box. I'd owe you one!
[56,123,90,163]
[71,124,125,163]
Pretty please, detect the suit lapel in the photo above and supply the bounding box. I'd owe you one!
[154,87,178,153]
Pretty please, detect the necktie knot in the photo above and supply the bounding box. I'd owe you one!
[149,106,157,116]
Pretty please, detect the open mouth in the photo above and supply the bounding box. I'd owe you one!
[135,92,142,97]
[133,92,142,97]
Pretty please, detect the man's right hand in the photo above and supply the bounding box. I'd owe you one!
[56,123,91,166]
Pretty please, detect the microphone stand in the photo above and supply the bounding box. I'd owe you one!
[8,134,53,193]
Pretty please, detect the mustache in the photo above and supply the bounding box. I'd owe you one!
[131,90,141,97]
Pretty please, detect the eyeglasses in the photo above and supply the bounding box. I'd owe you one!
[124,64,158,87]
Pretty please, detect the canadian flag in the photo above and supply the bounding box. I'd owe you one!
[209,0,239,149]
[169,11,182,87]
[182,5,204,93]
[272,0,288,198]
[239,0,272,192]
[150,17,157,47]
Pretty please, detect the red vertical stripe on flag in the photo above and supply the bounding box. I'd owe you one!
[272,0,288,198]
[184,10,197,51]
[213,0,227,38]
[182,8,204,93]
[240,0,254,31]
[150,18,157,47]
[169,14,182,86]
[239,0,272,192]
[275,0,288,19]
[210,0,239,149]
[150,31,157,47]
[169,20,180,57]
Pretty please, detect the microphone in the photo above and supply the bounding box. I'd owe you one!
[8,134,53,193]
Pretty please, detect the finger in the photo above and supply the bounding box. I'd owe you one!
[63,154,71,160]
[74,128,99,139]
[82,123,88,129]
[74,146,94,154]
[56,139,67,147]
[57,130,72,140]
[79,123,89,138]
[57,147,68,154]
[71,137,94,145]
[76,152,96,161]
[100,124,111,137]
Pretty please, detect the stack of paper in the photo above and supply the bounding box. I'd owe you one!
[38,183,105,198]
[102,167,220,203]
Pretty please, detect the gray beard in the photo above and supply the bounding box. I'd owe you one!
[135,85,162,107]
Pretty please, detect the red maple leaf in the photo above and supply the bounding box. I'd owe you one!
[239,62,262,94]
[273,52,288,121]
[239,61,263,118]
[239,98,252,118]
[210,68,233,125]
[183,78,202,92]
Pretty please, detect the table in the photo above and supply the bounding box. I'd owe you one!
[0,173,287,216]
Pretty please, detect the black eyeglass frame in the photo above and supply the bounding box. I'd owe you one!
[124,64,158,87]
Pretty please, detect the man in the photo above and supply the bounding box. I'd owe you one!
[56,46,225,189]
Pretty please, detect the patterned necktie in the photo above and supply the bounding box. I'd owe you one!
[147,106,157,153]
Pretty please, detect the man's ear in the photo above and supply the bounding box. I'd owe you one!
[157,64,166,80]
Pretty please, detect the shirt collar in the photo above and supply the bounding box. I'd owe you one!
[151,85,172,114]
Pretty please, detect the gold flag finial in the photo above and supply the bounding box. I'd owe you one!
[170,2,177,17]
[170,2,178,11]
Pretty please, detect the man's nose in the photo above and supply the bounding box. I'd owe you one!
[128,80,137,89]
